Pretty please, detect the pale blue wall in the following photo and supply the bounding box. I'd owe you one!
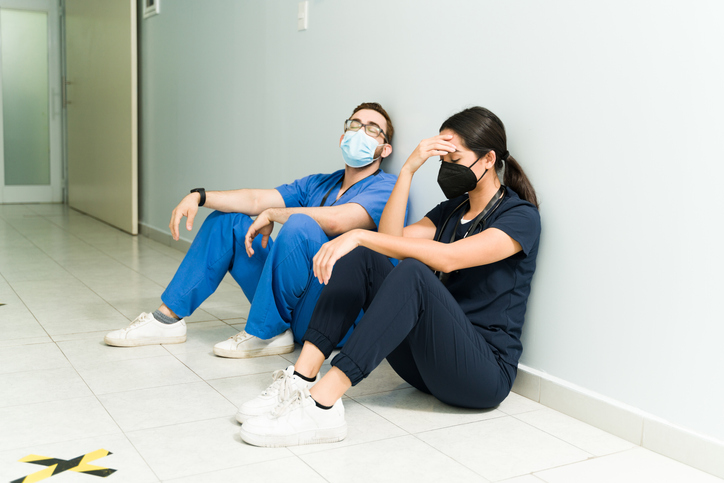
[139,0,724,442]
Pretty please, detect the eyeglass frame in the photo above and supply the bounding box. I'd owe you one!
[344,119,389,144]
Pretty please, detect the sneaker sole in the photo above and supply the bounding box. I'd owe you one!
[104,335,187,347]
[240,423,347,447]
[213,343,294,359]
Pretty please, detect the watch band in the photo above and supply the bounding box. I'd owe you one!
[190,188,206,207]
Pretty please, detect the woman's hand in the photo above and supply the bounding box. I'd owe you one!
[313,230,363,285]
[402,134,457,175]
[245,209,274,256]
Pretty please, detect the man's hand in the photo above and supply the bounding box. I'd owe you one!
[245,209,275,257]
[169,193,201,241]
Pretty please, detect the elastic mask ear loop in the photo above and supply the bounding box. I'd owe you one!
[375,143,388,162]
[373,146,383,163]
[469,156,486,182]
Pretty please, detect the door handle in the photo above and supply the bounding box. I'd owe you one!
[63,78,72,107]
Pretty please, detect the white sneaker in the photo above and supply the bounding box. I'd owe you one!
[104,312,187,347]
[240,387,346,447]
[236,365,318,423]
[213,329,294,358]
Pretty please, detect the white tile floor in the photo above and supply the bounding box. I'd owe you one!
[0,203,721,483]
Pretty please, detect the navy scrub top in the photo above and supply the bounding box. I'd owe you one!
[425,186,541,366]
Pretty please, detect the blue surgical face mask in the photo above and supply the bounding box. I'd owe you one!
[340,129,383,168]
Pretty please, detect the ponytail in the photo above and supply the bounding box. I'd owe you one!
[502,155,538,209]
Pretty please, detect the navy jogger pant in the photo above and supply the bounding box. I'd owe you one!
[303,247,517,409]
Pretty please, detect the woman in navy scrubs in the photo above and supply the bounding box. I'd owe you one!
[240,107,541,447]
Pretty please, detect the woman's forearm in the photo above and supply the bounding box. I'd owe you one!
[377,168,413,236]
[356,229,450,272]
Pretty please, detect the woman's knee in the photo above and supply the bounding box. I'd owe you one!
[331,246,392,279]
[387,258,435,289]
[342,246,380,264]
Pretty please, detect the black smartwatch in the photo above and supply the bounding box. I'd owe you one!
[190,188,206,207]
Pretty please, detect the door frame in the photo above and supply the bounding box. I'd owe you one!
[0,0,63,203]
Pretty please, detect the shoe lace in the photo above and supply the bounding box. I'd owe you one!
[122,312,151,332]
[261,368,295,400]
[229,330,253,343]
[270,387,309,418]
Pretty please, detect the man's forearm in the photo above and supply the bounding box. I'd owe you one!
[202,188,285,215]
[265,205,375,237]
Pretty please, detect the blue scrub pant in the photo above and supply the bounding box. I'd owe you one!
[161,211,353,344]
[303,247,517,409]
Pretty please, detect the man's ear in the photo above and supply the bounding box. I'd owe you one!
[381,143,392,158]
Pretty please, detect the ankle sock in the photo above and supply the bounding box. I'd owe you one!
[152,309,181,325]
[294,371,316,383]
[311,396,333,410]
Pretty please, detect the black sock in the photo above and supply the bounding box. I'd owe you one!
[293,370,315,382]
[152,309,181,325]
[312,397,333,410]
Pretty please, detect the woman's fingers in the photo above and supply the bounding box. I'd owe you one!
[312,247,325,282]
[313,242,338,285]
[426,140,457,153]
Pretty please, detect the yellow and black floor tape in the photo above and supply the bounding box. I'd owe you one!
[11,449,116,483]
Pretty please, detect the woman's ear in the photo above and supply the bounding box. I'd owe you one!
[484,151,497,169]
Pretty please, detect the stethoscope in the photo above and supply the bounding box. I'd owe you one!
[319,169,381,207]
[434,185,506,284]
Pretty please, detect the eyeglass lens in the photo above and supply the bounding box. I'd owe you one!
[346,120,382,137]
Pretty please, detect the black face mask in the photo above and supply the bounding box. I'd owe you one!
[437,156,486,199]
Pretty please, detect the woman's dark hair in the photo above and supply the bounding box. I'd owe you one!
[440,107,538,208]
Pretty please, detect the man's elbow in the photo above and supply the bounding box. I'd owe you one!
[323,218,344,236]
[326,219,373,237]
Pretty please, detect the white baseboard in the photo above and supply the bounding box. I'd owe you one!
[139,222,192,253]
[512,364,724,479]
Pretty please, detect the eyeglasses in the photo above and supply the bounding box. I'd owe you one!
[344,119,388,143]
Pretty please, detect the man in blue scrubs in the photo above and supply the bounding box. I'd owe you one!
[104,102,398,358]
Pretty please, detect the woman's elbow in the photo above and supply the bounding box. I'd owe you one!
[430,255,458,274]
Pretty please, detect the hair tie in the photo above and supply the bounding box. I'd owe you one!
[500,150,510,161]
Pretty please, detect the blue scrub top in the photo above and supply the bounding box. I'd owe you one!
[425,186,541,366]
[275,169,398,234]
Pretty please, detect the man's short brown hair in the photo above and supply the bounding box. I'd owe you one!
[350,102,394,144]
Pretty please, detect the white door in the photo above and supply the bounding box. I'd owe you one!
[65,0,137,234]
[0,0,63,203]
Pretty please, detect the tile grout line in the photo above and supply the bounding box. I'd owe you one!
[1,206,135,328]
[508,409,601,456]
[0,210,149,471]
[30,206,170,323]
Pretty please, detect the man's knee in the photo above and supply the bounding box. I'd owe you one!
[280,213,320,233]
[199,210,252,232]
[276,214,326,246]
